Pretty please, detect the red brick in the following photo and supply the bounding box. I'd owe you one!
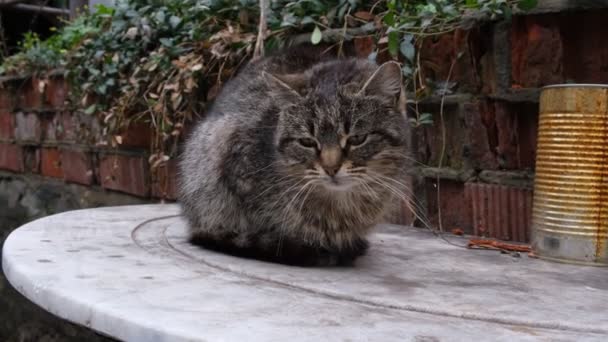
[151,159,177,200]
[463,101,499,170]
[61,149,94,185]
[40,148,63,178]
[0,111,15,140]
[121,122,152,148]
[413,103,468,169]
[511,16,563,88]
[99,154,149,197]
[76,113,103,145]
[58,111,77,142]
[420,28,482,92]
[491,101,539,170]
[22,146,40,173]
[560,11,608,84]
[0,87,15,111]
[494,102,518,169]
[41,113,59,142]
[425,179,472,234]
[44,77,68,108]
[516,104,538,170]
[353,36,375,59]
[0,143,23,172]
[14,112,41,143]
[17,77,44,110]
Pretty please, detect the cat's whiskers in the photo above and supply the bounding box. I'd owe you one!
[251,172,307,200]
[276,179,318,255]
[361,172,435,231]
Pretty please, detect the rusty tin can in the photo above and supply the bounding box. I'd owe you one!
[532,84,608,266]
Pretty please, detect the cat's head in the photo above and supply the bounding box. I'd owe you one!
[267,59,409,193]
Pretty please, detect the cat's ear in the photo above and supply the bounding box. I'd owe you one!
[263,71,307,97]
[358,61,402,98]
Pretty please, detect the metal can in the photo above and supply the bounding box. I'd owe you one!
[532,84,608,266]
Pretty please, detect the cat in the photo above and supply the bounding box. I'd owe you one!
[178,47,411,266]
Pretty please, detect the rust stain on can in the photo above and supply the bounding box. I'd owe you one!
[465,183,532,243]
[532,84,608,266]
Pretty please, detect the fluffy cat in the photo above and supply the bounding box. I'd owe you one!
[179,48,410,266]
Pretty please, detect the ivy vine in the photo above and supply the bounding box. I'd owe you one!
[0,0,537,177]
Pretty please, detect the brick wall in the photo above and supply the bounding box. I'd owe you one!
[0,73,176,200]
[403,6,608,241]
[1,5,606,242]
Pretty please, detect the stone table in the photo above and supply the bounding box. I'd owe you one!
[2,204,608,341]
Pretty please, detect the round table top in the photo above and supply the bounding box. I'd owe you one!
[2,204,608,341]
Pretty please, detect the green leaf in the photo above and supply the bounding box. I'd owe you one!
[465,0,478,7]
[155,10,166,22]
[159,38,174,47]
[169,16,182,28]
[97,84,107,95]
[420,113,433,122]
[84,104,97,115]
[311,26,322,45]
[301,16,315,25]
[383,11,395,26]
[388,31,399,56]
[400,35,415,61]
[517,0,538,11]
[503,5,512,20]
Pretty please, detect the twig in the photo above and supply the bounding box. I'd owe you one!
[288,22,377,46]
[253,0,267,60]
[435,50,458,233]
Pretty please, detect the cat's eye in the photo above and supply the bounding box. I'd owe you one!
[298,138,318,149]
[347,134,368,147]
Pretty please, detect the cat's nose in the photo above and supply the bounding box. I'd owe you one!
[323,165,341,177]
[320,146,343,177]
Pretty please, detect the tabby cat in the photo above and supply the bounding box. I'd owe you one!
[179,48,410,266]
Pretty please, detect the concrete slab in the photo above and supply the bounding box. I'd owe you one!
[2,204,607,341]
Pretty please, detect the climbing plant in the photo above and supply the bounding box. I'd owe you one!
[0,0,537,171]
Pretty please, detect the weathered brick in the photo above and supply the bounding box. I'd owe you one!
[412,102,469,170]
[121,122,152,148]
[40,148,63,178]
[560,11,608,84]
[0,143,23,172]
[511,16,563,88]
[76,113,103,145]
[151,159,177,200]
[44,77,68,108]
[58,111,77,142]
[17,77,44,110]
[353,36,375,59]
[493,102,518,169]
[41,113,60,142]
[99,154,149,197]
[0,111,15,140]
[425,178,473,234]
[489,101,539,170]
[22,146,40,173]
[14,112,41,143]
[0,86,15,110]
[420,28,482,92]
[463,101,499,170]
[516,105,538,170]
[61,149,94,185]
